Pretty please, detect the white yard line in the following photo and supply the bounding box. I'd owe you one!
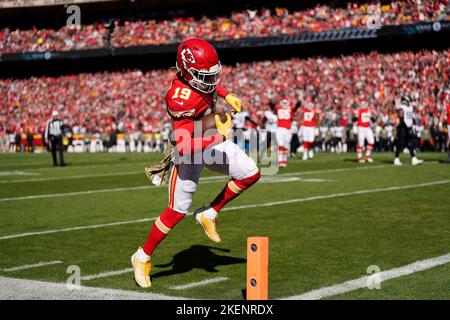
[0,276,187,300]
[169,277,229,290]
[0,186,153,202]
[282,252,450,300]
[220,180,450,212]
[0,164,388,184]
[0,173,326,203]
[0,218,155,240]
[0,165,385,202]
[80,268,133,281]
[1,180,448,241]
[0,171,143,184]
[2,252,449,299]
[1,260,63,272]
[0,171,39,177]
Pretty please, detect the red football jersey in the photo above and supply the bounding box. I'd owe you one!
[302,107,318,127]
[446,105,450,125]
[357,107,372,127]
[165,74,228,155]
[275,104,295,129]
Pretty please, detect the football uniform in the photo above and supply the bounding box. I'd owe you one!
[394,102,421,164]
[301,107,317,143]
[357,107,375,146]
[133,38,261,289]
[166,75,258,213]
[233,111,249,130]
[264,110,278,133]
[274,103,295,149]
[232,111,249,150]
[356,106,375,162]
[396,103,414,128]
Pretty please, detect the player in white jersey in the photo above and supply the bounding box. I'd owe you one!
[319,125,329,151]
[258,110,277,159]
[332,122,345,154]
[233,111,249,150]
[394,95,423,166]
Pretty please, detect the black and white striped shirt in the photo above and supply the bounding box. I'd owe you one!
[45,119,63,139]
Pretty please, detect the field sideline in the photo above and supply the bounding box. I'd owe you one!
[0,152,449,300]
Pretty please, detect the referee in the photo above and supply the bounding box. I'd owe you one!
[45,111,65,166]
[393,95,423,166]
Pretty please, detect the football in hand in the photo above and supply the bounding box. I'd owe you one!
[194,112,230,136]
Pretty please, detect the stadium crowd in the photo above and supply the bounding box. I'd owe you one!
[0,0,449,53]
[1,48,449,153]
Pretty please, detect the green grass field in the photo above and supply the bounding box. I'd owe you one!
[0,151,449,300]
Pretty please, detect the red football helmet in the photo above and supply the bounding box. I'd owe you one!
[176,38,222,94]
[279,97,290,109]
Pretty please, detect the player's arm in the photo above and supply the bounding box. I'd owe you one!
[167,94,224,156]
[172,119,224,156]
[44,120,50,144]
[217,85,241,113]
[294,101,302,112]
[315,110,320,125]
[269,100,276,112]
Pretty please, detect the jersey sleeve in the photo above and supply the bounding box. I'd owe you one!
[172,119,224,156]
[167,84,224,156]
[216,85,229,99]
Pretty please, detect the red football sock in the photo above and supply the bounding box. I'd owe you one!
[278,146,284,163]
[304,142,310,152]
[357,145,363,160]
[210,170,261,213]
[142,207,185,256]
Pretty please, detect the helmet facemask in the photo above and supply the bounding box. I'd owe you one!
[187,64,222,94]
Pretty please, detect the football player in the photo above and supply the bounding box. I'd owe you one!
[355,99,375,163]
[270,97,301,167]
[394,95,423,165]
[299,100,319,160]
[131,39,261,288]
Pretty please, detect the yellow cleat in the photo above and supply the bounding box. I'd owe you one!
[194,206,221,243]
[131,247,152,288]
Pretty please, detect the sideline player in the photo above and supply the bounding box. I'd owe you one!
[299,100,319,160]
[355,99,375,163]
[131,39,261,288]
[393,95,423,165]
[270,97,300,167]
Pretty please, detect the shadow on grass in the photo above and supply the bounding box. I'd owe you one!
[152,245,245,279]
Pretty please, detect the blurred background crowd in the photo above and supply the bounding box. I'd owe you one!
[1,48,449,153]
[1,0,449,53]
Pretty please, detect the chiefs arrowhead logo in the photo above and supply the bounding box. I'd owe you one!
[181,47,196,64]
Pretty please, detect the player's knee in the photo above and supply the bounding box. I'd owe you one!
[173,199,191,214]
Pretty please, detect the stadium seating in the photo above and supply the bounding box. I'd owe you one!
[0,1,448,53]
[1,49,448,152]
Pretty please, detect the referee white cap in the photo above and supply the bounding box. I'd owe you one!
[52,110,59,117]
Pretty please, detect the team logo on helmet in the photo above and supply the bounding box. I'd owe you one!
[181,47,196,64]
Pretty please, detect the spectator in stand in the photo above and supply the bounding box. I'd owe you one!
[1,1,448,54]
[1,48,449,155]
